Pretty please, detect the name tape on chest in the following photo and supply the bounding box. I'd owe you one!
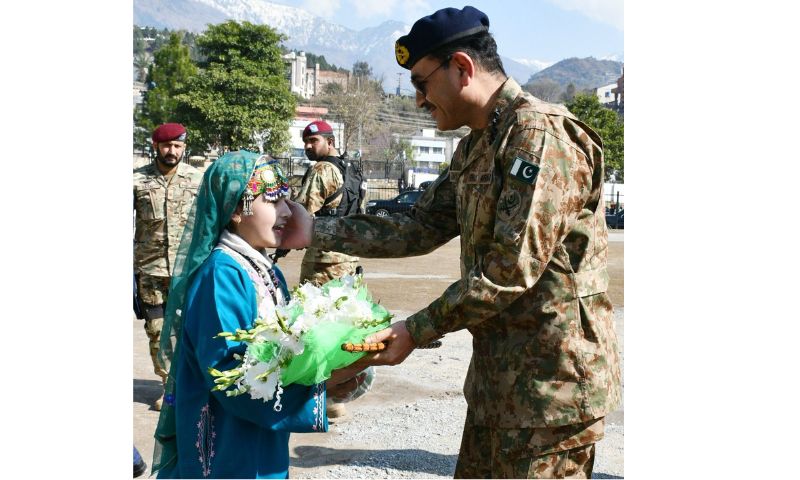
[509,157,540,185]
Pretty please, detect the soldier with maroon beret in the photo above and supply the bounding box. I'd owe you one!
[283,6,621,478]
[133,122,203,410]
[293,119,361,419]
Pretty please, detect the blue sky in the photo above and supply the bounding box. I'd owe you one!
[270,0,623,65]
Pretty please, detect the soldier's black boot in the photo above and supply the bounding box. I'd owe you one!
[134,446,147,478]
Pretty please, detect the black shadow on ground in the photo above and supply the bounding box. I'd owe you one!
[593,473,623,479]
[133,378,162,407]
[292,445,457,476]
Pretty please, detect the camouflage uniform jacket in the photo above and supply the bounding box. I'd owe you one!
[312,78,621,429]
[133,161,202,288]
[293,159,359,264]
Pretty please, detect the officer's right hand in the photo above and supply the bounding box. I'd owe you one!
[280,199,314,249]
[361,322,416,366]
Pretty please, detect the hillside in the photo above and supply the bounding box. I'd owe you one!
[526,57,623,90]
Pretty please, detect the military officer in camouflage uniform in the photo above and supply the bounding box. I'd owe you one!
[282,6,621,478]
[133,123,203,410]
[293,120,360,286]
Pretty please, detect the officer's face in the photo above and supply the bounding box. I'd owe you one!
[412,56,464,131]
[304,135,331,161]
[154,141,186,168]
[235,197,293,249]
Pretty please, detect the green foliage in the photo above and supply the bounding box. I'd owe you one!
[322,82,343,95]
[302,51,345,72]
[560,83,577,103]
[566,93,624,181]
[352,61,372,78]
[383,138,413,164]
[140,33,198,134]
[174,21,296,154]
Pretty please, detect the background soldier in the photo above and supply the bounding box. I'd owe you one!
[282,6,622,478]
[293,120,362,419]
[133,123,203,410]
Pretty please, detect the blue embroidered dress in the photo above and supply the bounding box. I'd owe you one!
[157,248,327,479]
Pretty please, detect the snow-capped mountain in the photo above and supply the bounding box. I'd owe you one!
[133,0,542,91]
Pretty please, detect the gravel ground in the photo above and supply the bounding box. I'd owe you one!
[289,309,624,479]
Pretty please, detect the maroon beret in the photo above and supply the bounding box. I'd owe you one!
[152,123,187,143]
[302,120,334,139]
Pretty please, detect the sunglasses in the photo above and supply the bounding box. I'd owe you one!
[411,55,452,96]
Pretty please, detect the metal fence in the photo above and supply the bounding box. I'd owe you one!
[605,192,624,213]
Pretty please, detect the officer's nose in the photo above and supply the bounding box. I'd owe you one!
[415,91,426,108]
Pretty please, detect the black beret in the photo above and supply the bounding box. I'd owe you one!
[395,6,490,70]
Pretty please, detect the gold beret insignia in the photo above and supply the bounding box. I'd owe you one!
[395,42,410,65]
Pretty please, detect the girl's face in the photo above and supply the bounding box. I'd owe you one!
[235,196,292,249]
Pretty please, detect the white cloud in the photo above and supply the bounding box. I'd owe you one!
[545,0,623,30]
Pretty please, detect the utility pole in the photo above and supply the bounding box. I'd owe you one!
[396,73,402,96]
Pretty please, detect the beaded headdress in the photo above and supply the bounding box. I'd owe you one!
[241,159,290,215]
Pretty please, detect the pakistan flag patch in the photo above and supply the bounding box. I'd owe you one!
[509,157,540,185]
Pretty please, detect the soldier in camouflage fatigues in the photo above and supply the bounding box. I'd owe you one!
[133,123,203,410]
[293,120,360,287]
[293,120,361,419]
[291,7,622,478]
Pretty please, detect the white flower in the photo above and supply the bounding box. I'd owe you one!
[244,361,279,401]
[333,298,374,327]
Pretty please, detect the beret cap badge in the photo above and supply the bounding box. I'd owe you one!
[395,42,410,66]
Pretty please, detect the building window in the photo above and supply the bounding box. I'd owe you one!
[419,146,430,154]
[432,147,443,154]
[605,91,611,97]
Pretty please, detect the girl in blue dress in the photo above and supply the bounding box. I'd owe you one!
[151,151,359,479]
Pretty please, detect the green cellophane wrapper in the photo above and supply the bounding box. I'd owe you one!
[259,278,391,386]
[279,321,387,385]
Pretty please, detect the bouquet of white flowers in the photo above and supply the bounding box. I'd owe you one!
[208,274,391,408]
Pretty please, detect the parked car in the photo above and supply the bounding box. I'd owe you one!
[366,190,422,217]
[605,209,624,229]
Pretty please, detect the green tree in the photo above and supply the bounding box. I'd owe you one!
[352,61,372,79]
[560,83,577,103]
[133,52,152,83]
[140,33,197,132]
[566,93,624,181]
[175,21,295,154]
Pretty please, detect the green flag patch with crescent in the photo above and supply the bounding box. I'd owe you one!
[509,157,540,185]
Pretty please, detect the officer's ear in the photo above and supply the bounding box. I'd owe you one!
[451,52,475,86]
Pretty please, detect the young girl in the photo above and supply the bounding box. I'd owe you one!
[151,151,358,478]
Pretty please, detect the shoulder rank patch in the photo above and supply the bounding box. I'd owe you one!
[497,190,522,221]
[509,157,540,185]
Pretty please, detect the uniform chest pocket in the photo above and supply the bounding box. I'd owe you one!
[135,186,165,220]
[458,170,494,236]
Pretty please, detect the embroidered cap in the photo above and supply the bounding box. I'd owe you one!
[241,159,290,215]
[394,6,490,69]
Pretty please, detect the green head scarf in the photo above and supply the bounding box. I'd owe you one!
[151,150,289,474]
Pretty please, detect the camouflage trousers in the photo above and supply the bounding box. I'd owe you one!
[138,274,170,383]
[299,260,359,286]
[454,410,605,479]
